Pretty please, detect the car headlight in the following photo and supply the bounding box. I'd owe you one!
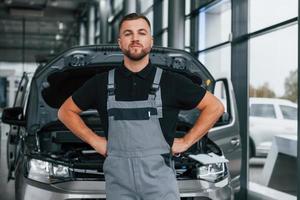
[26,158,70,183]
[196,162,228,182]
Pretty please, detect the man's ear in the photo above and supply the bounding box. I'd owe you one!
[151,36,154,48]
[118,37,121,48]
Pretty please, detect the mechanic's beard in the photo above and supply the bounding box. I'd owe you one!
[123,47,151,61]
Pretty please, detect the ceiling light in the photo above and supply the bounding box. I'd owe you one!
[58,21,64,30]
[55,34,62,40]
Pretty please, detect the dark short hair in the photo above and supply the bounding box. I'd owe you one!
[119,13,151,32]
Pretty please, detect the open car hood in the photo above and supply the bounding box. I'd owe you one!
[26,45,215,134]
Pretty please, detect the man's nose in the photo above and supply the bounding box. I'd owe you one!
[132,33,139,41]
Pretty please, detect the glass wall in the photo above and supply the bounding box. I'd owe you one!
[249,0,298,32]
[140,0,153,13]
[184,0,191,51]
[248,0,298,197]
[198,0,231,50]
[198,0,231,79]
[162,0,168,47]
[249,24,297,98]
[199,0,298,197]
[141,0,154,36]
[198,44,231,78]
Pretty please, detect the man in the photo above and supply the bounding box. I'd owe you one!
[58,13,224,200]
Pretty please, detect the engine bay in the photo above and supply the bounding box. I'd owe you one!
[28,123,225,182]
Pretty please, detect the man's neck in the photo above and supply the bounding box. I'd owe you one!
[123,55,149,72]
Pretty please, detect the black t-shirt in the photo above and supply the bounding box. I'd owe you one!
[72,62,206,146]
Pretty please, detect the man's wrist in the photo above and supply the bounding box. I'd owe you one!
[182,135,194,149]
[183,129,200,148]
[87,132,101,147]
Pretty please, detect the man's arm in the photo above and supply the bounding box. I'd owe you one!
[57,97,107,156]
[172,91,225,155]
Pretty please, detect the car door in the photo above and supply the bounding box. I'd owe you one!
[207,78,241,189]
[7,72,29,180]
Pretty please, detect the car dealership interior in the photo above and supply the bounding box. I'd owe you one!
[0,0,299,200]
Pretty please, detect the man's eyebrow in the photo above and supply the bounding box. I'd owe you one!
[122,29,133,34]
[122,29,148,34]
[138,29,148,32]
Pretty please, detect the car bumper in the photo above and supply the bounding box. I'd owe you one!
[18,177,233,200]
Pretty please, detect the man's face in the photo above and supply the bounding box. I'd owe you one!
[118,18,153,61]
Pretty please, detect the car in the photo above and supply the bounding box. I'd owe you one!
[249,97,297,157]
[1,45,241,200]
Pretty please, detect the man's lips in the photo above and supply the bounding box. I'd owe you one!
[130,44,142,48]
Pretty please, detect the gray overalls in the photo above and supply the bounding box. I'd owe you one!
[103,67,181,200]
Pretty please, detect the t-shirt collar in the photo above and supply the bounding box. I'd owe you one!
[120,60,154,79]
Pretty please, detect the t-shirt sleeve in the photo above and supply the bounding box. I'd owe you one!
[72,75,98,111]
[171,72,207,110]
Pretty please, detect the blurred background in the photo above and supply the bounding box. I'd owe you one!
[0,0,298,199]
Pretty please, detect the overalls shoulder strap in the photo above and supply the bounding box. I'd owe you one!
[149,67,163,118]
[107,69,116,101]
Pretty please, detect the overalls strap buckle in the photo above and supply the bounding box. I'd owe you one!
[149,67,163,99]
[149,83,159,96]
[107,84,115,96]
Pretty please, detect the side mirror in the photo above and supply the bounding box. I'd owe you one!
[1,107,26,126]
[215,112,230,126]
[213,78,232,127]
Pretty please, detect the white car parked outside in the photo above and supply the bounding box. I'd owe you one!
[249,97,297,157]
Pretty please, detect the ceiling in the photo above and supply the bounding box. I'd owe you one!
[0,0,92,63]
[0,0,218,64]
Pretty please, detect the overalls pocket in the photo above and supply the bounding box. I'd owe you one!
[102,156,109,173]
[160,153,176,176]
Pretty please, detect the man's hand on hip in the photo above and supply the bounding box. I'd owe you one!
[171,137,190,156]
[89,135,108,157]
[58,97,108,157]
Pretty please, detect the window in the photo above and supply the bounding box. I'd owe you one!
[162,31,168,47]
[250,104,276,118]
[249,0,297,33]
[113,0,123,10]
[145,11,153,35]
[198,0,231,50]
[249,24,297,98]
[198,44,231,79]
[140,0,153,13]
[214,80,228,113]
[185,18,191,51]
[280,105,297,120]
[185,0,191,15]
[161,0,168,47]
[163,0,168,29]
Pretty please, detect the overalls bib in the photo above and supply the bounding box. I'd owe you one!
[103,67,180,200]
